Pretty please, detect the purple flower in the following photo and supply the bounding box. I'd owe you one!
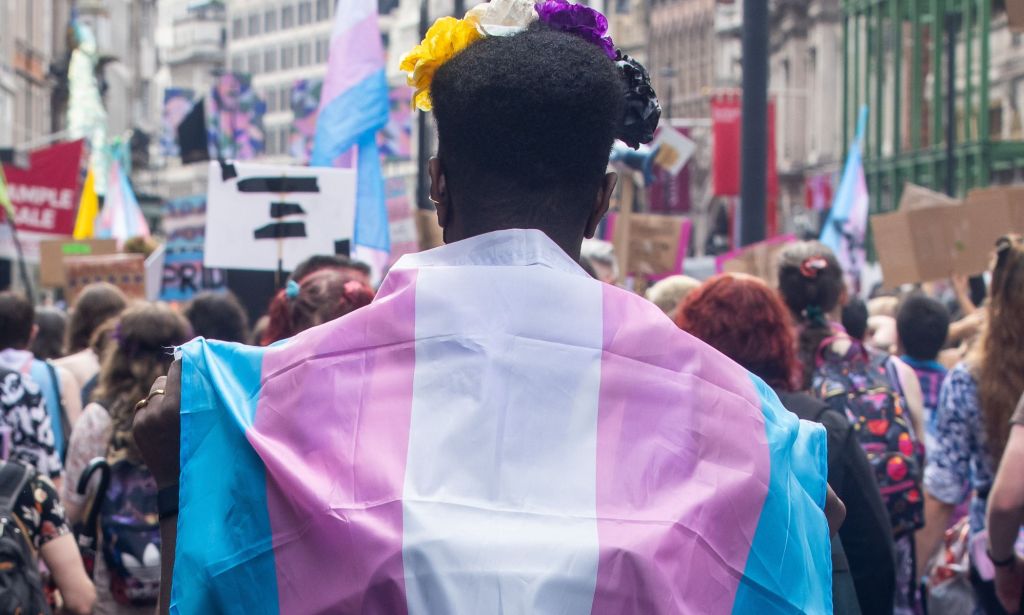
[534,0,616,58]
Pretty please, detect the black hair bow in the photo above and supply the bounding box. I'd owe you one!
[616,52,661,150]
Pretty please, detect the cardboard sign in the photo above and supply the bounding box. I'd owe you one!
[961,187,1024,274]
[1009,0,1024,32]
[203,162,357,271]
[714,234,797,288]
[64,254,147,302]
[870,183,1024,287]
[610,213,691,279]
[38,238,118,286]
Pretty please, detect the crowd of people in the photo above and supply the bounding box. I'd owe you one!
[0,7,1022,613]
[0,256,374,614]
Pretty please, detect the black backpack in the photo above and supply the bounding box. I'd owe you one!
[0,463,51,615]
[812,337,925,538]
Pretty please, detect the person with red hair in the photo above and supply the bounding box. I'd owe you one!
[676,273,897,615]
[261,269,375,346]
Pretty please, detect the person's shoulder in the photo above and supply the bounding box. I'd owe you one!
[946,361,978,389]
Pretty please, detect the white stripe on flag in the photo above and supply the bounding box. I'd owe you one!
[402,265,603,614]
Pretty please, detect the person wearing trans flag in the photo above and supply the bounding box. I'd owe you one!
[133,3,837,613]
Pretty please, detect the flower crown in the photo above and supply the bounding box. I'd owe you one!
[399,0,661,149]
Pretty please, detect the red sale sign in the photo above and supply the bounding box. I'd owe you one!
[1,140,85,236]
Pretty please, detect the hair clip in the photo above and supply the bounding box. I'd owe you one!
[285,280,301,299]
[799,256,828,279]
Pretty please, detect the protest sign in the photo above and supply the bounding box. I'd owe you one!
[960,186,1024,274]
[609,212,691,279]
[161,195,227,301]
[1009,0,1024,32]
[0,140,86,262]
[203,162,357,272]
[715,234,797,288]
[868,182,1001,287]
[38,238,118,287]
[64,253,147,302]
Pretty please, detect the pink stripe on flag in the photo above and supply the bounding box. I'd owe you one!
[590,285,771,614]
[319,13,385,111]
[249,270,418,614]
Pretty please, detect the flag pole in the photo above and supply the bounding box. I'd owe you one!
[4,218,35,304]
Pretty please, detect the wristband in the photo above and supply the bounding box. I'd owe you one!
[988,549,1016,568]
[157,484,179,521]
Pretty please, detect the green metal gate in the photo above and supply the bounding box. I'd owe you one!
[843,0,1024,213]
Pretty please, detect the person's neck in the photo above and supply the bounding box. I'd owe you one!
[448,226,583,262]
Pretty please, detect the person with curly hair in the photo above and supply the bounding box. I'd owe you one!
[676,273,896,614]
[133,6,834,613]
[921,235,1024,614]
[63,304,191,615]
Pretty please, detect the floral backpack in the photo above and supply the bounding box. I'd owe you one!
[95,407,162,608]
[812,337,925,538]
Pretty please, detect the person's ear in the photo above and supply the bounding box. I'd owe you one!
[28,324,39,347]
[585,172,618,239]
[428,157,450,229]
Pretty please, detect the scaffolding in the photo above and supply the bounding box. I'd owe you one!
[842,0,1024,213]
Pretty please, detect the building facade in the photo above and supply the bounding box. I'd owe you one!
[0,0,72,150]
[153,0,228,200]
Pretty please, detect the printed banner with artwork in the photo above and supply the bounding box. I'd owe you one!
[378,87,413,162]
[161,195,227,302]
[162,88,196,157]
[207,73,266,161]
[290,79,322,164]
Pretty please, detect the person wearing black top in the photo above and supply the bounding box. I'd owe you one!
[675,273,896,614]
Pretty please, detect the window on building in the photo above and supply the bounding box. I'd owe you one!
[264,48,278,72]
[248,51,261,74]
[299,2,313,25]
[232,17,245,38]
[266,125,278,154]
[281,86,291,112]
[265,9,278,32]
[281,45,295,69]
[298,42,312,66]
[315,37,329,63]
[317,0,332,20]
[282,5,295,28]
[231,55,245,72]
[265,89,276,112]
[280,126,292,156]
[248,13,260,36]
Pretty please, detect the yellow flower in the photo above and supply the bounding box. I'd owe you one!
[399,16,483,111]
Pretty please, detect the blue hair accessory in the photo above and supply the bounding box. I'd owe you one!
[285,279,300,299]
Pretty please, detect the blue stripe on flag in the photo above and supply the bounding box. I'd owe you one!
[173,339,280,615]
[310,70,388,165]
[732,375,832,615]
[820,142,862,254]
[311,69,390,258]
[353,136,389,252]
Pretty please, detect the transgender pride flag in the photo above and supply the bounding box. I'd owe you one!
[821,106,869,291]
[172,230,831,615]
[94,159,150,241]
[311,0,390,276]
